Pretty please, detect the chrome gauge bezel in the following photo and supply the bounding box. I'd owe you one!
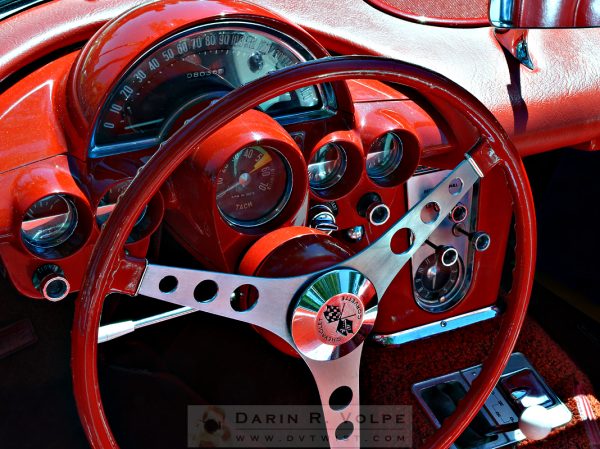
[307,142,348,191]
[21,194,78,250]
[19,193,92,260]
[216,146,294,229]
[366,131,404,182]
[90,20,337,158]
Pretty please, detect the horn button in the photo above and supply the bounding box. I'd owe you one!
[291,269,378,361]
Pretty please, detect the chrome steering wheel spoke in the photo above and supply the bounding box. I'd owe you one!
[303,348,364,449]
[103,149,486,352]
[136,264,312,344]
[344,152,484,296]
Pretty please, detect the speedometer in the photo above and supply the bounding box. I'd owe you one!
[93,22,329,156]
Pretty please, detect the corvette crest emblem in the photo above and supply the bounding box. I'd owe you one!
[316,293,365,345]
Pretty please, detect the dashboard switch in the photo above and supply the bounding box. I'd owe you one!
[453,225,491,252]
[309,205,338,234]
[32,264,70,302]
[449,203,469,224]
[425,240,459,267]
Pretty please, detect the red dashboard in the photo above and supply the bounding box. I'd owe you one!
[0,0,518,338]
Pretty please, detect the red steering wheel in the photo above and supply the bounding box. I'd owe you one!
[72,56,536,449]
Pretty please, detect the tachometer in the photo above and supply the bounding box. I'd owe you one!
[216,146,291,227]
[93,22,328,156]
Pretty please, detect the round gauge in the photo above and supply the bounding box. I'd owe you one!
[21,195,78,249]
[366,132,404,181]
[414,253,463,312]
[307,143,347,190]
[216,146,291,227]
[96,181,149,242]
[93,23,326,155]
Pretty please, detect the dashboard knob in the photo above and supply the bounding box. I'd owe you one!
[449,203,469,224]
[425,240,459,267]
[32,264,70,302]
[309,205,338,234]
[367,203,391,226]
[346,225,364,242]
[453,225,491,252]
[357,192,390,226]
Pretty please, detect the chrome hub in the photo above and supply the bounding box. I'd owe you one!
[290,269,378,361]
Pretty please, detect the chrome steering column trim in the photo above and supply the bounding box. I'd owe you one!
[371,306,499,346]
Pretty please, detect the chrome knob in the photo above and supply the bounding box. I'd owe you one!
[453,225,491,252]
[367,203,390,226]
[32,264,70,302]
[425,240,459,267]
[357,192,390,226]
[449,203,468,224]
[346,225,364,241]
[309,205,338,234]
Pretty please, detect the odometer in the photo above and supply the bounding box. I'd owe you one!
[216,146,291,227]
[93,22,326,156]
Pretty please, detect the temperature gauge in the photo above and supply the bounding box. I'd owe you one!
[21,195,78,250]
[366,132,403,181]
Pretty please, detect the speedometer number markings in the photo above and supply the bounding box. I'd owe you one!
[93,24,323,153]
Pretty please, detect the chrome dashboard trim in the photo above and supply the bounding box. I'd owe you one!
[407,168,480,313]
[371,306,499,346]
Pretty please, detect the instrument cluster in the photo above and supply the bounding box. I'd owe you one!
[211,127,421,232]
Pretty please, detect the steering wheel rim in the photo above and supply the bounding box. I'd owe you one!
[72,56,536,449]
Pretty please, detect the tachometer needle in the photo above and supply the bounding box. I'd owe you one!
[216,172,252,199]
[216,181,242,199]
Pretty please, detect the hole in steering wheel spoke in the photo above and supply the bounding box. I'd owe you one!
[329,386,353,411]
[158,276,178,293]
[449,177,464,196]
[335,421,354,440]
[391,227,415,255]
[230,284,259,312]
[420,201,440,224]
[194,280,218,303]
